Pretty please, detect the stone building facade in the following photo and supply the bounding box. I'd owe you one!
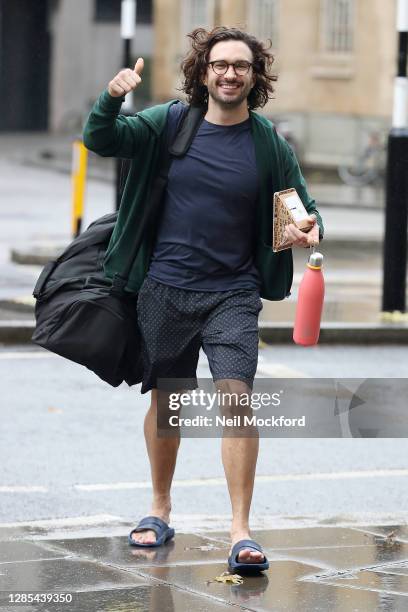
[153,0,396,165]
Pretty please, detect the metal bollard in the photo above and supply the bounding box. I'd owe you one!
[382,0,408,314]
[381,130,408,313]
[71,139,88,237]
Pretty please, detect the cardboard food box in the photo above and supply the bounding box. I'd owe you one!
[272,188,313,252]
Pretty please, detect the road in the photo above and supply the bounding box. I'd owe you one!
[1,344,407,526]
[1,150,407,531]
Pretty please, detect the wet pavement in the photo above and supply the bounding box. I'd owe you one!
[1,519,408,611]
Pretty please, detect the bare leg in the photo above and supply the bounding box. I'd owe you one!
[131,389,180,544]
[217,379,264,564]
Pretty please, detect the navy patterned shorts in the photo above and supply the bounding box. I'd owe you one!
[136,277,263,394]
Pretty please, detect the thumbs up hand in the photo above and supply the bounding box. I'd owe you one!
[108,57,144,98]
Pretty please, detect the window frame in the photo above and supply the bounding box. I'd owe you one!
[247,0,279,49]
[181,0,215,33]
[319,0,355,54]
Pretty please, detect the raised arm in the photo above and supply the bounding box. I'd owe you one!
[83,58,151,159]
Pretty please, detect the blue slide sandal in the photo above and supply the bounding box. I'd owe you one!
[228,539,269,574]
[128,516,175,548]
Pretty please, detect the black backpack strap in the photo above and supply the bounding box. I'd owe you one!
[118,105,205,197]
[169,105,206,157]
[111,103,205,294]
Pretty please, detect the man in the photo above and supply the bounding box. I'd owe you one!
[83,26,323,574]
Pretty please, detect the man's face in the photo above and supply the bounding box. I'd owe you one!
[203,40,256,109]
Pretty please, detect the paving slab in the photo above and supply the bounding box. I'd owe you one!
[135,559,363,612]
[375,562,408,577]
[68,584,235,612]
[0,584,234,612]
[315,568,408,605]
[42,533,230,568]
[1,522,408,611]
[205,526,385,549]
[0,541,66,564]
[277,543,408,574]
[0,556,150,593]
[353,524,408,544]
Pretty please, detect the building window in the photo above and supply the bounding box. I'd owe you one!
[320,0,354,53]
[94,0,152,25]
[247,0,279,48]
[181,0,215,33]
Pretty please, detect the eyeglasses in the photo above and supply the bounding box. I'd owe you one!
[207,60,253,76]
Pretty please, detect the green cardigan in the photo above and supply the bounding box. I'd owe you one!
[83,90,324,301]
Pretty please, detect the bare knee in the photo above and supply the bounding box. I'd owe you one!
[147,389,185,434]
[215,379,253,419]
[149,389,158,413]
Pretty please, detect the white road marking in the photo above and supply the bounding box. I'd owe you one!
[0,515,122,529]
[74,468,408,492]
[0,485,48,493]
[0,352,305,376]
[256,363,309,378]
[3,469,408,496]
[4,468,408,496]
[256,469,408,481]
[75,482,152,491]
[0,352,57,359]
[0,349,306,378]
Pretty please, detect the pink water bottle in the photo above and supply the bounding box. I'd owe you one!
[293,251,325,346]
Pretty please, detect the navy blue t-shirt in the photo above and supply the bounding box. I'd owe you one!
[147,102,261,291]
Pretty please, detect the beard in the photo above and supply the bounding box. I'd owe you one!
[206,78,253,109]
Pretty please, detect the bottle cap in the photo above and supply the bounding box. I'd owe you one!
[308,251,323,268]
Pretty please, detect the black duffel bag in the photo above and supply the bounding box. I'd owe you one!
[31,212,143,387]
[31,105,205,387]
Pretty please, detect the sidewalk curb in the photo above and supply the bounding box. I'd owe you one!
[10,238,389,267]
[1,320,407,345]
[259,322,408,344]
[0,321,35,344]
[0,299,35,314]
[2,513,408,534]
[11,247,66,266]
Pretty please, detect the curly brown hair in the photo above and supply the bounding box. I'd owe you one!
[180,26,277,110]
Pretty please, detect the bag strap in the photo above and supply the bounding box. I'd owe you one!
[169,105,206,157]
[111,104,206,294]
